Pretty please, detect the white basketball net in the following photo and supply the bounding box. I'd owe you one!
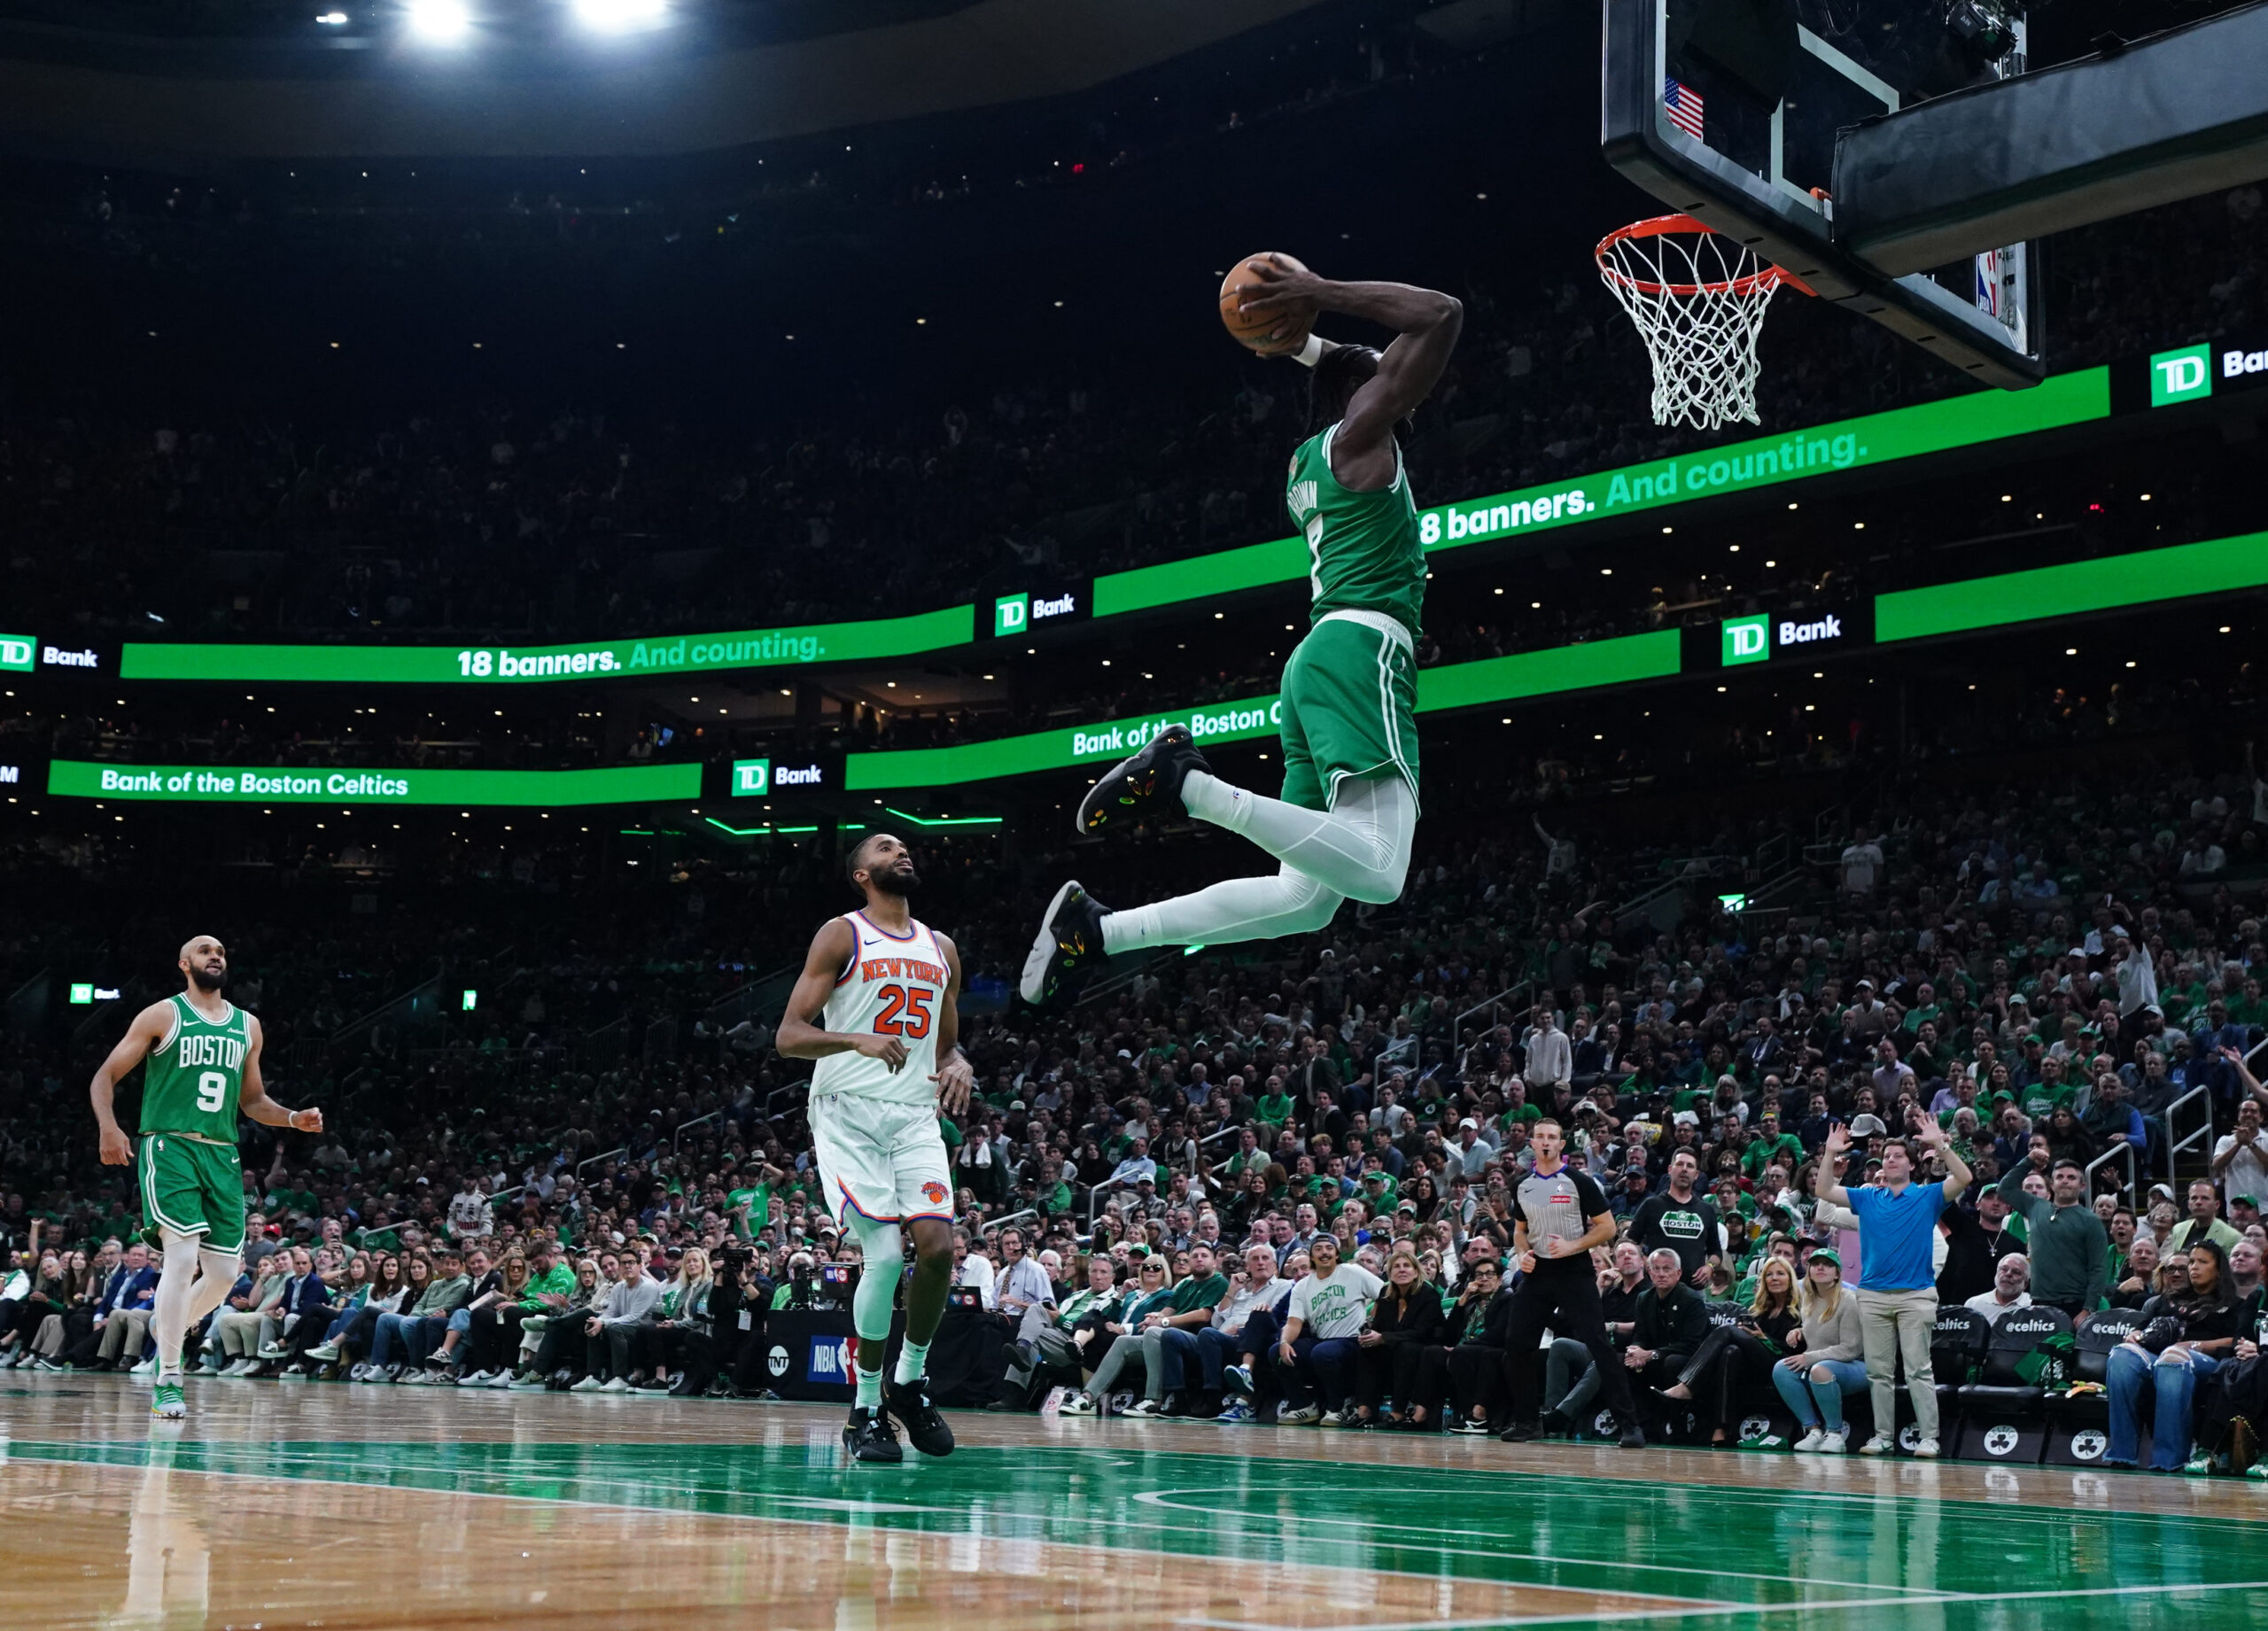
[1596,218,1790,431]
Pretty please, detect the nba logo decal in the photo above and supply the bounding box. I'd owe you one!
[922,1181,949,1206]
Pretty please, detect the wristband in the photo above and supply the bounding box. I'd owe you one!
[1293,332,1324,369]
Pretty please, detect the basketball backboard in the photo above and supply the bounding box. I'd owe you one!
[1604,0,2044,386]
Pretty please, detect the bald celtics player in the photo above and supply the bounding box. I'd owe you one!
[90,935,322,1420]
[1021,260,1461,1006]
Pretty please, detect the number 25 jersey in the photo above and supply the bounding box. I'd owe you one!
[809,911,948,1107]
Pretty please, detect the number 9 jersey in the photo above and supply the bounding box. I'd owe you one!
[142,993,251,1139]
[809,911,950,1108]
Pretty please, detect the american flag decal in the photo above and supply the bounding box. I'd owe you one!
[1664,77,1705,141]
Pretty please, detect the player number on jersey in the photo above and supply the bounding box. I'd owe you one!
[195,1069,229,1114]
[1305,516,1324,598]
[874,983,935,1040]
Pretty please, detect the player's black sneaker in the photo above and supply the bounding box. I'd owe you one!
[886,1376,956,1457]
[843,1406,904,1464]
[1618,1416,1648,1449]
[1017,879,1112,1009]
[1075,724,1210,835]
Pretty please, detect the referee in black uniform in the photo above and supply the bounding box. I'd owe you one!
[1502,1120,1645,1448]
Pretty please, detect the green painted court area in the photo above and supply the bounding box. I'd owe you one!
[13,1434,2264,1629]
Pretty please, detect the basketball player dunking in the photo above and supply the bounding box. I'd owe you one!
[778,832,973,1464]
[1021,260,1463,1006]
[89,936,323,1422]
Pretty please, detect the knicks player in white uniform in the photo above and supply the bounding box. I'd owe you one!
[779,831,975,1464]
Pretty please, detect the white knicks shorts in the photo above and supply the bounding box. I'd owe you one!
[811,1093,955,1225]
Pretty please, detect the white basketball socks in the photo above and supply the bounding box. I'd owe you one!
[1102,773,1416,954]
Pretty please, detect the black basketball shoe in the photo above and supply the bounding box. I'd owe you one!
[886,1375,957,1457]
[1074,724,1209,836]
[1017,880,1112,1009]
[844,1406,905,1464]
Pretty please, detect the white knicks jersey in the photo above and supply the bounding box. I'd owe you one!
[809,910,951,1107]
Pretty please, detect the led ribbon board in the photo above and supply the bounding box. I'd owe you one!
[1091,369,2110,616]
[108,369,2111,687]
[1875,532,2268,643]
[843,632,1682,791]
[118,606,975,686]
[46,760,700,806]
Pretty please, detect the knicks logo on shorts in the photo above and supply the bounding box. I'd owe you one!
[922,1182,950,1206]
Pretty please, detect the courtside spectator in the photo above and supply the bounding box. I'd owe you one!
[1815,1111,1969,1458]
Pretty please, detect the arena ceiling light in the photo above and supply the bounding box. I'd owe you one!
[404,0,470,43]
[571,0,666,33]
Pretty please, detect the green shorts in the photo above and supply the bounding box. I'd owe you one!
[1277,613,1421,813]
[137,1132,245,1254]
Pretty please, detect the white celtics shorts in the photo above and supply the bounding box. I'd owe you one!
[811,1093,955,1224]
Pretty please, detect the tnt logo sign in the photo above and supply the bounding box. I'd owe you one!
[2151,344,2213,408]
[1720,615,1769,667]
[807,1335,855,1381]
[732,758,771,797]
[994,594,1029,637]
[0,633,33,672]
[766,1345,790,1378]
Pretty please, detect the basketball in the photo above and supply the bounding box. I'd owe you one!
[1218,252,1316,356]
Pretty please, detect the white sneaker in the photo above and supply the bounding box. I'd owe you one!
[1793,1428,1827,1452]
[130,1357,157,1380]
[1913,1438,1940,1459]
[222,1357,254,1378]
[1817,1430,1848,1454]
[1058,1392,1096,1416]
[485,1371,517,1388]
[1123,1398,1163,1417]
[305,1341,341,1364]
[1858,1435,1893,1456]
[1318,1410,1347,1427]
[195,1355,224,1375]
[459,1369,492,1386]
[1278,1403,1323,1425]
[258,1343,291,1360]
[600,1377,631,1394]
[571,1375,604,1393]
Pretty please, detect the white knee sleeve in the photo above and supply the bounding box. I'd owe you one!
[843,1213,905,1343]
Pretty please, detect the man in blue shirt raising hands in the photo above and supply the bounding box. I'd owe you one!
[1815,1107,1970,1458]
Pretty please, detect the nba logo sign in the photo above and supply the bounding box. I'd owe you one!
[0,633,33,672]
[732,758,771,797]
[807,1335,854,1381]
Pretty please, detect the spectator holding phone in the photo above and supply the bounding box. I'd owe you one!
[1815,1108,1969,1458]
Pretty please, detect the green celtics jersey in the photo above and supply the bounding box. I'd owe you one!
[1285,422,1425,639]
[142,993,250,1140]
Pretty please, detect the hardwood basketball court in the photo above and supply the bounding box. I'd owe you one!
[4,1373,2258,1631]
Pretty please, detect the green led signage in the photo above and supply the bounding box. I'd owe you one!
[1875,532,2268,644]
[732,758,771,797]
[2149,344,2213,408]
[119,606,976,687]
[68,982,94,1005]
[994,594,1029,637]
[844,631,1680,791]
[46,760,700,806]
[1721,616,1770,666]
[0,633,33,672]
[1091,370,2110,617]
